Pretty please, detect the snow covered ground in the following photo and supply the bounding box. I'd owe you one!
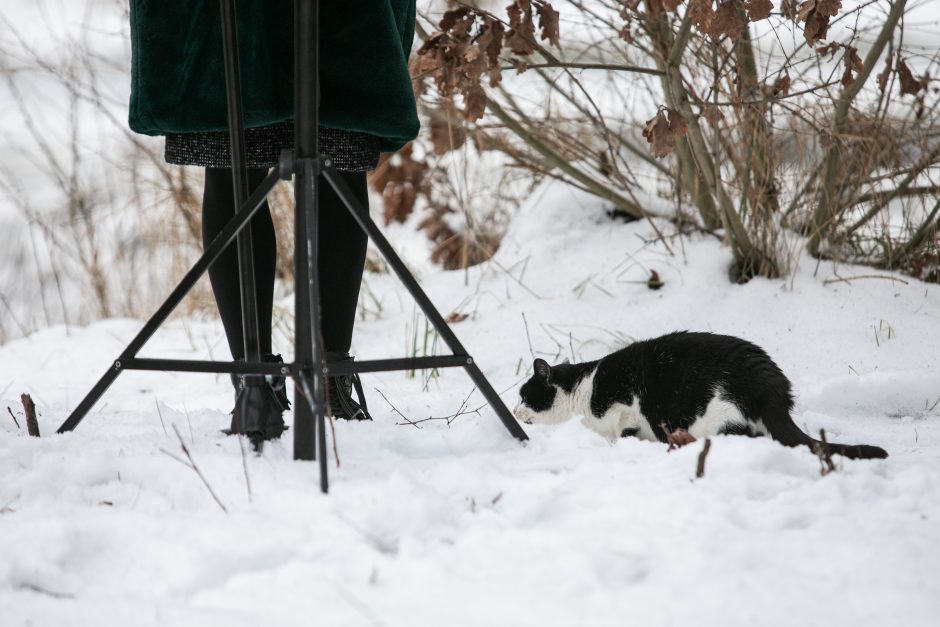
[1,182,938,626]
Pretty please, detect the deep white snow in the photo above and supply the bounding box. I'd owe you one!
[1,181,938,626]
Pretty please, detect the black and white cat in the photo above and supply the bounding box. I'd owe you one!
[514,331,888,460]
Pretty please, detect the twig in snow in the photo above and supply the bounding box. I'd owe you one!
[20,393,39,437]
[823,274,909,286]
[7,406,20,429]
[696,438,712,479]
[1,493,20,514]
[16,583,75,599]
[160,424,228,514]
[375,387,413,425]
[814,429,836,476]
[237,435,252,503]
[182,400,194,446]
[153,399,168,437]
[379,387,480,428]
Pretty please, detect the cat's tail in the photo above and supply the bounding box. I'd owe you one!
[765,410,888,460]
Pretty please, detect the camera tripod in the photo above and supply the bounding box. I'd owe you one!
[56,0,528,493]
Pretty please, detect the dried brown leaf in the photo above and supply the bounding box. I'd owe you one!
[688,0,716,34]
[898,58,928,96]
[505,29,536,55]
[701,103,725,127]
[446,312,470,324]
[667,108,689,138]
[772,70,791,97]
[840,45,863,87]
[429,113,467,156]
[463,84,488,122]
[744,0,773,21]
[816,41,840,57]
[642,109,680,159]
[664,426,697,450]
[877,55,893,92]
[506,0,537,56]
[707,0,747,41]
[780,0,799,20]
[663,0,685,11]
[536,2,560,47]
[440,7,472,32]
[799,0,842,46]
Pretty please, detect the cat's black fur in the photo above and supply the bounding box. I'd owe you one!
[515,332,888,460]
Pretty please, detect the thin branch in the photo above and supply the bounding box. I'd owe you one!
[7,406,20,429]
[696,438,712,479]
[160,424,228,514]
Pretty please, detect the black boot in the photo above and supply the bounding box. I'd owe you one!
[228,354,290,450]
[230,353,290,411]
[325,352,373,421]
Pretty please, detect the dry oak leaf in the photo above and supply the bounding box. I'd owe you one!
[708,1,747,41]
[446,312,470,324]
[642,108,688,159]
[668,108,690,138]
[689,0,716,34]
[429,112,468,156]
[771,70,791,97]
[701,103,725,127]
[898,58,928,97]
[840,45,864,87]
[663,0,686,11]
[506,1,537,56]
[462,84,488,122]
[877,55,893,92]
[744,0,774,21]
[439,7,472,32]
[798,0,842,46]
[536,2,560,47]
[780,0,800,20]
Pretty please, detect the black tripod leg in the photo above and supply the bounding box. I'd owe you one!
[292,157,326,465]
[321,167,528,442]
[219,0,262,364]
[292,370,329,493]
[57,362,122,433]
[56,173,280,434]
[292,0,327,466]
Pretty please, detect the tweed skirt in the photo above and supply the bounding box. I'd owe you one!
[164,120,380,171]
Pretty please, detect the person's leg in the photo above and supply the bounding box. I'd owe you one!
[317,171,369,354]
[317,171,372,420]
[202,167,277,359]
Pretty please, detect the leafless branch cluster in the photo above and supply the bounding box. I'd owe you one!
[394,0,940,283]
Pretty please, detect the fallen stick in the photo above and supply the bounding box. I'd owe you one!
[21,394,39,437]
[696,438,712,479]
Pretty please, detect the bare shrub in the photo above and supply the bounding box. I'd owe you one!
[397,0,939,282]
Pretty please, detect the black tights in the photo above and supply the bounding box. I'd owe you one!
[202,167,369,360]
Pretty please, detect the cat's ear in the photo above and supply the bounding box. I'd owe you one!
[533,358,551,380]
[561,357,571,365]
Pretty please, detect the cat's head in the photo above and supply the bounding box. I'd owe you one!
[514,358,572,425]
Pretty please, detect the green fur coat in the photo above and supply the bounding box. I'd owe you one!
[128,1,419,152]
